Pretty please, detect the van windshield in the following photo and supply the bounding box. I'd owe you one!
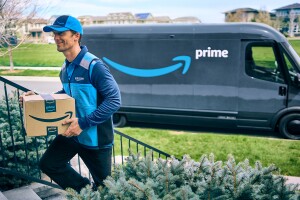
[284,42,300,70]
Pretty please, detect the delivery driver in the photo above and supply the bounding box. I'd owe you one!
[19,15,121,192]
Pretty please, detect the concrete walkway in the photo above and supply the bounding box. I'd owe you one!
[286,176,300,187]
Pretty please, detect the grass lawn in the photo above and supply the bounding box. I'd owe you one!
[0,44,64,67]
[115,127,300,177]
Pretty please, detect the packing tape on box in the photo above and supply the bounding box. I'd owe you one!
[40,93,56,113]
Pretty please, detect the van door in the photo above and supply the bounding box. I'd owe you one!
[238,41,288,130]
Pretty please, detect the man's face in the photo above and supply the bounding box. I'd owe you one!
[53,30,80,52]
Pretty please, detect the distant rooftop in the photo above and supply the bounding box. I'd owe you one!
[135,13,152,20]
[274,3,300,11]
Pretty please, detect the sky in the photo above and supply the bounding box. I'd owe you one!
[40,0,298,23]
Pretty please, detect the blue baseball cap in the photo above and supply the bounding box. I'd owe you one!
[43,15,83,35]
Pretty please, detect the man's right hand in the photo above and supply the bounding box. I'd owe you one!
[19,91,36,108]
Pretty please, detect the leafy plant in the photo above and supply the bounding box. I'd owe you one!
[66,151,299,200]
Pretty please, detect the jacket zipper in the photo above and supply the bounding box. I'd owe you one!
[67,63,75,97]
[68,80,72,97]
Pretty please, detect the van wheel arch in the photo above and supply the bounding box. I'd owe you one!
[278,113,300,140]
[113,114,127,127]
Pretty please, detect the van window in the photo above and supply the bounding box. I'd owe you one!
[283,50,300,86]
[245,44,284,84]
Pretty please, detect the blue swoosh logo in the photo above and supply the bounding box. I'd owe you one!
[29,111,73,123]
[102,56,191,77]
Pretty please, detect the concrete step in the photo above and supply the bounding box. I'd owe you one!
[29,183,67,200]
[2,186,41,200]
[0,192,8,200]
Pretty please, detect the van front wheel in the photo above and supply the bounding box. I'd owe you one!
[113,114,127,127]
[279,113,300,140]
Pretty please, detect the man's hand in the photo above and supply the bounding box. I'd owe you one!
[62,118,83,137]
[19,91,36,108]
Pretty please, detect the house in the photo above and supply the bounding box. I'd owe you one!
[76,13,201,26]
[106,12,136,24]
[274,3,300,18]
[92,16,107,24]
[78,15,94,25]
[135,13,154,24]
[274,3,300,35]
[14,18,48,43]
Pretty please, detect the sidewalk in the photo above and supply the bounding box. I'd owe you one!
[0,66,60,71]
[286,176,300,187]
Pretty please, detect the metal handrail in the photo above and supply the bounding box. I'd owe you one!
[0,75,171,190]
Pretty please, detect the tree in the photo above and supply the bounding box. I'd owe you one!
[255,10,273,26]
[0,0,48,71]
[289,9,297,37]
[66,152,300,199]
[225,10,246,22]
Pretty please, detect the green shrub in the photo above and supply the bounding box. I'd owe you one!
[0,92,54,191]
[66,151,299,200]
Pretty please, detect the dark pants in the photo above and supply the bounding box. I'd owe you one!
[39,135,112,192]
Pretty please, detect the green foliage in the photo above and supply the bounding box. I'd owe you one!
[66,151,299,200]
[116,128,300,177]
[0,44,64,67]
[0,91,54,191]
[0,69,60,77]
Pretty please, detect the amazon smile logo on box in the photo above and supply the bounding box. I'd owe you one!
[23,94,75,137]
[29,111,73,123]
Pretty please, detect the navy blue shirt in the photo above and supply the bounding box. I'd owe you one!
[58,46,121,131]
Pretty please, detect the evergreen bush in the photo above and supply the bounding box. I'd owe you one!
[66,151,299,200]
[0,92,54,191]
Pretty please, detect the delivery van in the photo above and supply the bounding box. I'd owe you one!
[81,23,300,140]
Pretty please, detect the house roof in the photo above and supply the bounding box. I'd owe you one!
[107,12,134,16]
[274,3,300,11]
[135,13,152,20]
[93,16,107,21]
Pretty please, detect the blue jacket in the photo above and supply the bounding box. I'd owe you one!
[58,46,121,149]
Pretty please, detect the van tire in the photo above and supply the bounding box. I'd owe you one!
[113,114,127,127]
[279,113,300,140]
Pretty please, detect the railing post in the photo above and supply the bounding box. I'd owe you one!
[17,89,30,174]
[4,83,18,169]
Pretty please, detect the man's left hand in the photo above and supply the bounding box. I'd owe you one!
[62,118,82,137]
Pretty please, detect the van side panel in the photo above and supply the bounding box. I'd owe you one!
[84,35,240,127]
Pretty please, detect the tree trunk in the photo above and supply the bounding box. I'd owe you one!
[8,45,14,71]
[289,10,296,38]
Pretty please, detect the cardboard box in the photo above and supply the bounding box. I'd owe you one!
[23,94,75,137]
